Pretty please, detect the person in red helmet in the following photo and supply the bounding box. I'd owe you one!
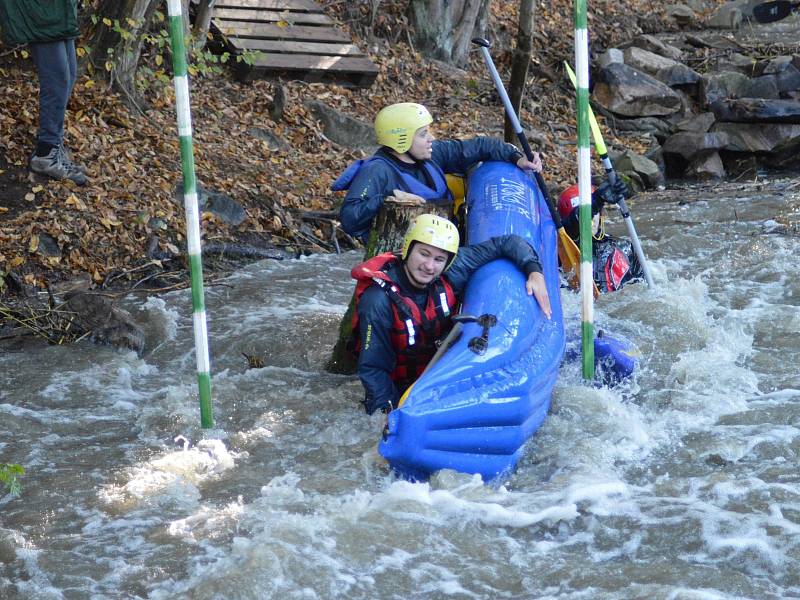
[558,178,644,293]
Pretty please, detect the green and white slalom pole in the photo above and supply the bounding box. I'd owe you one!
[167,0,214,428]
[574,0,594,380]
[564,63,656,288]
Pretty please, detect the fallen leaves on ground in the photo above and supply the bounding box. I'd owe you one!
[0,0,722,293]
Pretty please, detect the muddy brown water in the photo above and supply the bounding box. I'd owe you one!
[1,178,799,599]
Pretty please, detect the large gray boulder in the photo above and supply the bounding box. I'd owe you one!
[701,71,750,105]
[612,149,665,188]
[712,122,800,153]
[629,34,684,61]
[711,52,756,75]
[662,131,730,161]
[64,292,145,355]
[304,100,377,151]
[706,4,742,29]
[597,48,624,70]
[666,4,698,26]
[622,47,701,87]
[744,75,781,99]
[594,63,683,117]
[248,127,290,152]
[676,112,716,132]
[608,115,675,139]
[774,64,800,95]
[688,151,726,179]
[710,98,800,123]
[174,183,247,227]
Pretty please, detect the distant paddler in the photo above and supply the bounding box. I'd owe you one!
[346,214,552,416]
[557,178,645,293]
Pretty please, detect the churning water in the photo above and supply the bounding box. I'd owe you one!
[1,179,799,599]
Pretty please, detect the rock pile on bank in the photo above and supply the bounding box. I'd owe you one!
[592,0,800,181]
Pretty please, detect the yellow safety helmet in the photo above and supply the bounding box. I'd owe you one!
[374,103,433,154]
[401,214,460,269]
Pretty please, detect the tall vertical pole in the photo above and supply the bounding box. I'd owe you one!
[574,0,594,380]
[166,0,214,427]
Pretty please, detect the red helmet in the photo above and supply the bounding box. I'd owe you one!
[558,183,596,219]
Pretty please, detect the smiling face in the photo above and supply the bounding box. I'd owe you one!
[403,241,450,288]
[407,125,435,161]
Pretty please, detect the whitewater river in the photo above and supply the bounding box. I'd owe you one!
[1,178,799,599]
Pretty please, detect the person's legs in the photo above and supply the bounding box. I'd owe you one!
[65,38,77,97]
[56,38,88,173]
[30,40,71,154]
[29,39,87,184]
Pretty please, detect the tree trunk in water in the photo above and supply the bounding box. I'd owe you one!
[89,0,159,109]
[504,0,535,143]
[407,0,490,66]
[326,202,451,375]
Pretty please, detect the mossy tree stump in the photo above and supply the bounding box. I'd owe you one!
[326,202,451,374]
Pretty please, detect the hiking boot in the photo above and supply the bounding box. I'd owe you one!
[57,144,88,174]
[29,147,88,186]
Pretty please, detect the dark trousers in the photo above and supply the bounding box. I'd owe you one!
[29,38,77,148]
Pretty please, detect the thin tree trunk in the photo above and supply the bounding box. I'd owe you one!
[407,0,489,66]
[192,0,217,52]
[505,0,535,143]
[90,0,159,110]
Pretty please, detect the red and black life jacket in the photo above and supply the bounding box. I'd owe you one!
[350,252,458,392]
[593,236,642,293]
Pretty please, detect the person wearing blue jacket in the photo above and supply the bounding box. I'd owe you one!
[333,102,542,242]
[350,214,552,415]
[0,0,87,185]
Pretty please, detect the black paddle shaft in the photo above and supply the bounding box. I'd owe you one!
[471,37,566,230]
[753,0,799,23]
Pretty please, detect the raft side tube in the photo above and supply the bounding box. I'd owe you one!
[378,162,566,482]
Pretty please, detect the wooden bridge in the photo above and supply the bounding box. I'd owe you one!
[211,0,379,87]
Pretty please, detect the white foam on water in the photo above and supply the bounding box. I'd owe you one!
[11,547,63,600]
[98,439,239,513]
[139,295,181,342]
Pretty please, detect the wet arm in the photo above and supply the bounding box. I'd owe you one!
[339,165,394,240]
[446,235,550,318]
[431,137,523,174]
[356,287,400,414]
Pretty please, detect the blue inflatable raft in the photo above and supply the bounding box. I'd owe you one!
[379,161,565,482]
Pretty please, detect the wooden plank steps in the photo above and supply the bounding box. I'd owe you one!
[211,0,379,87]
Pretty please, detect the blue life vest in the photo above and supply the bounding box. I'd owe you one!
[331,154,453,203]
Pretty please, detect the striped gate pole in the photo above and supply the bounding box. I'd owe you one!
[574,0,595,380]
[166,0,214,428]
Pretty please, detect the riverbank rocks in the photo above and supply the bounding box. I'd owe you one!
[174,183,247,227]
[710,98,800,123]
[592,13,800,180]
[304,100,376,151]
[612,150,665,189]
[594,63,683,117]
[622,47,701,87]
[706,4,742,29]
[629,34,683,61]
[64,291,145,355]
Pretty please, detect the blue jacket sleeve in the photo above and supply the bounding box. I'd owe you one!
[445,235,543,294]
[431,137,522,175]
[339,161,398,241]
[356,286,400,414]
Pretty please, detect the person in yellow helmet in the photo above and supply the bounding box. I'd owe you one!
[349,214,551,415]
[332,102,542,241]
